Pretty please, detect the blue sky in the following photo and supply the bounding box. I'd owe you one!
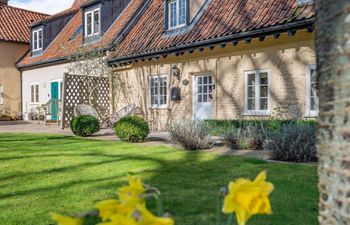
[9,0,74,14]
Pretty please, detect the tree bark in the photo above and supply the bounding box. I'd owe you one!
[316,1,350,224]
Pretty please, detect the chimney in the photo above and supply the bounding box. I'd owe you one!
[0,0,8,6]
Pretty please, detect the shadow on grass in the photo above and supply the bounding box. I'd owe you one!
[0,133,318,225]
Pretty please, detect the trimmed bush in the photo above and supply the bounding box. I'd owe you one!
[168,120,212,150]
[70,115,100,137]
[223,124,265,150]
[115,116,150,143]
[204,119,317,136]
[264,124,317,162]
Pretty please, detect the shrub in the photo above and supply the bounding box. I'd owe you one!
[115,116,150,143]
[70,115,100,137]
[223,124,265,150]
[263,124,317,162]
[168,120,212,150]
[204,119,317,136]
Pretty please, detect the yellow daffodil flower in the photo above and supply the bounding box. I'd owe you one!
[96,199,121,221]
[51,213,84,225]
[118,176,145,203]
[222,171,274,225]
[98,214,138,225]
[136,205,174,225]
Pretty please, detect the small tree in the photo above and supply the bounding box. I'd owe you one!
[65,46,114,106]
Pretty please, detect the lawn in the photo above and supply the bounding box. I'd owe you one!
[0,133,318,225]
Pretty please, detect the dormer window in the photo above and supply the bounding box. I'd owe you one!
[32,27,43,52]
[167,0,187,30]
[84,7,101,38]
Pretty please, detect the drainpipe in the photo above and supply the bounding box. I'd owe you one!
[20,71,23,120]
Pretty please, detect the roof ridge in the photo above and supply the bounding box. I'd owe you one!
[3,4,50,16]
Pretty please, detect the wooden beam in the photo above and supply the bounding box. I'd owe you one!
[259,36,265,42]
[288,30,296,36]
[273,33,280,39]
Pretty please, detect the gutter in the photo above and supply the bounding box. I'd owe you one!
[108,18,315,66]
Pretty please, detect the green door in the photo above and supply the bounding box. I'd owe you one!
[51,82,59,121]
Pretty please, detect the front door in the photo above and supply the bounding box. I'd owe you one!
[193,75,214,120]
[51,82,59,121]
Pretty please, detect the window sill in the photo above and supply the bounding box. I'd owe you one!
[149,105,169,110]
[241,111,270,117]
[29,102,41,105]
[304,111,319,118]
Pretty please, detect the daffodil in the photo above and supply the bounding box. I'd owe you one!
[98,214,138,225]
[118,176,145,203]
[96,199,121,221]
[136,205,174,225]
[51,213,84,225]
[222,171,274,225]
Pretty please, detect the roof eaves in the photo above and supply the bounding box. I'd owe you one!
[108,17,315,66]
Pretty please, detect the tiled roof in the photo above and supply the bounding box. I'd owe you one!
[17,0,145,68]
[0,5,48,43]
[109,0,315,62]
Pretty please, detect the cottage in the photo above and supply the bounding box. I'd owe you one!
[17,0,145,121]
[0,0,47,119]
[108,0,317,130]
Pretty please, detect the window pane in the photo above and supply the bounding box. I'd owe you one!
[38,30,43,48]
[260,85,268,97]
[169,1,177,28]
[248,73,255,85]
[203,76,208,84]
[260,72,268,85]
[203,85,208,93]
[178,0,186,25]
[33,32,38,50]
[198,95,202,103]
[198,86,202,93]
[248,86,255,98]
[203,94,208,102]
[86,13,92,35]
[198,77,202,85]
[94,10,100,34]
[260,98,268,110]
[35,85,39,102]
[248,99,255,110]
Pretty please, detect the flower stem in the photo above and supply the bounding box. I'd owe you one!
[227,214,233,225]
[155,194,164,216]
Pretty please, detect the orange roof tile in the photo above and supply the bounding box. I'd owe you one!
[18,0,144,68]
[0,5,48,43]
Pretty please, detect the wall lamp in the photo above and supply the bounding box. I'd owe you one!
[172,65,180,80]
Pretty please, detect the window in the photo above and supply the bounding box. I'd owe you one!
[0,84,3,105]
[244,70,270,114]
[32,28,43,52]
[85,7,101,37]
[306,65,319,117]
[168,0,187,30]
[150,75,168,108]
[30,83,39,103]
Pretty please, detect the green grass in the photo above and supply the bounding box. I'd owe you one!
[0,133,318,225]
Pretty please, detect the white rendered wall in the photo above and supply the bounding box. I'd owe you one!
[21,63,69,120]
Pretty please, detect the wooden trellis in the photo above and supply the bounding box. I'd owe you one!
[62,73,110,128]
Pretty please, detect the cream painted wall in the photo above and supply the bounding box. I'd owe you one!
[113,30,316,130]
[0,41,28,115]
[21,63,69,120]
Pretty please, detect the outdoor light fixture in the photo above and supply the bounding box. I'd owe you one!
[172,65,180,80]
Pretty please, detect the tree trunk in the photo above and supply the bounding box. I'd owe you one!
[316,1,350,224]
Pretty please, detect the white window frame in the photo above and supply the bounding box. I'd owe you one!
[0,84,3,105]
[84,7,101,37]
[305,65,319,117]
[149,75,168,109]
[30,82,40,104]
[32,28,43,52]
[243,69,270,115]
[168,0,187,30]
